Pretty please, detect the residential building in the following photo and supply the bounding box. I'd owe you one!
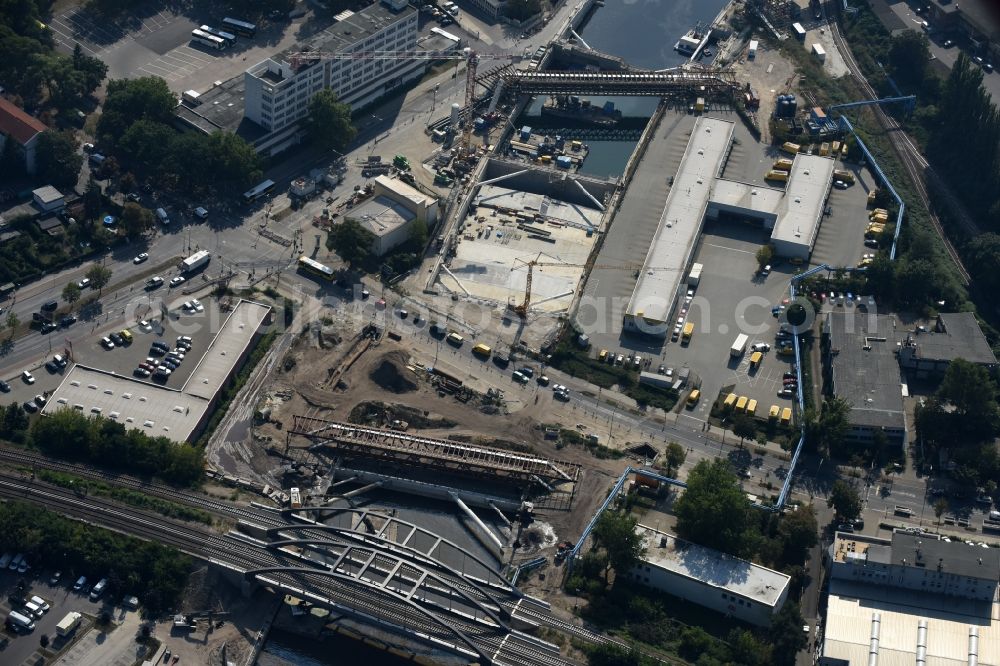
[0,98,47,174]
[32,186,65,213]
[625,525,790,626]
[897,312,997,377]
[823,310,907,448]
[243,1,419,148]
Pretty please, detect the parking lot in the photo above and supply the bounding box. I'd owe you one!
[810,163,879,269]
[0,566,115,665]
[663,223,797,421]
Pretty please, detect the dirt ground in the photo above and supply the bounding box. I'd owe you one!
[154,567,275,666]
[729,39,802,143]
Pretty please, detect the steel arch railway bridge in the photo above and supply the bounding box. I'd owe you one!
[498,67,741,98]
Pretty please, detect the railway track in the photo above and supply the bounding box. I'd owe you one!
[829,21,972,284]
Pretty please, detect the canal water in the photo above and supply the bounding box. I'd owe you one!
[519,0,731,179]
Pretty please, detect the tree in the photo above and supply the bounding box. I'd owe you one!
[827,480,861,521]
[85,264,112,293]
[663,442,686,476]
[35,130,82,187]
[591,511,645,584]
[5,311,19,339]
[71,42,108,92]
[728,629,773,666]
[965,233,1000,295]
[732,414,756,449]
[409,217,428,248]
[938,358,999,439]
[504,0,541,21]
[777,504,818,565]
[119,119,176,172]
[768,602,807,666]
[120,203,153,239]
[755,244,774,269]
[97,77,177,147]
[119,171,137,194]
[888,31,930,90]
[83,177,103,221]
[933,497,948,524]
[818,397,851,457]
[585,643,645,666]
[327,218,375,269]
[304,89,356,151]
[674,459,757,557]
[62,282,81,305]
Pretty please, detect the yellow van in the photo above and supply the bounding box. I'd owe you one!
[841,142,849,158]
[119,329,133,343]
[749,351,763,369]
[831,140,842,154]
[867,189,878,206]
[723,393,737,410]
[833,169,855,184]
[819,142,830,156]
[746,399,757,416]
[687,389,701,406]
[765,169,790,182]
[769,404,780,420]
[472,343,491,357]
[446,332,464,346]
[780,407,792,425]
[773,158,793,171]
[735,396,748,413]
[599,349,608,362]
[682,322,694,343]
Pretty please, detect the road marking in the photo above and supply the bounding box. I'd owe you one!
[702,241,754,255]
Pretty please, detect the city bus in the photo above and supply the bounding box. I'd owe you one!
[190,29,226,50]
[199,25,237,46]
[222,17,257,37]
[297,256,335,281]
[242,179,275,203]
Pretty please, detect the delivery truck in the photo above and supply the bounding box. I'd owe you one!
[730,333,749,357]
[56,611,81,637]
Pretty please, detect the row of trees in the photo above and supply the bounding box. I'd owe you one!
[0,500,191,615]
[97,77,263,196]
[3,407,207,486]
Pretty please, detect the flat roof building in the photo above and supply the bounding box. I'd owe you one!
[898,312,997,377]
[768,154,835,259]
[350,196,418,256]
[32,186,65,212]
[824,310,907,448]
[372,175,440,225]
[626,525,791,626]
[624,117,735,337]
[43,300,272,443]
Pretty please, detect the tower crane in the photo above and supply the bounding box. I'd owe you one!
[510,255,680,318]
[285,48,523,154]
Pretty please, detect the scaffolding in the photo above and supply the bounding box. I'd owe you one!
[288,415,579,485]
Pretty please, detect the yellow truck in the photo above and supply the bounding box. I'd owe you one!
[841,142,849,158]
[833,169,855,184]
[867,189,878,206]
[765,169,790,182]
[780,141,801,155]
[724,392,737,410]
[747,399,757,416]
[819,142,830,156]
[735,396,748,413]
[832,140,842,154]
[695,97,705,112]
[780,407,792,425]
[866,224,886,238]
[599,349,608,362]
[687,389,701,406]
[749,351,763,369]
[769,404,780,420]
[682,321,694,343]
[472,343,491,358]
[870,207,888,220]
[773,158,794,171]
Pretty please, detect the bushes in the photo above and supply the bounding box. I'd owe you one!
[0,500,191,615]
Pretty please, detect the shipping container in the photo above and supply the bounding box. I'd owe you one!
[781,142,801,155]
[792,23,806,40]
[833,169,855,184]
[811,43,826,61]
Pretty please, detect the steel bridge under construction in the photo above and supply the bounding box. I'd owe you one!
[288,415,579,486]
[231,504,589,666]
[496,66,740,98]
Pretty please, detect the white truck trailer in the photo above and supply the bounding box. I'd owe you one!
[688,262,703,287]
[730,333,749,357]
[56,611,81,637]
[180,250,211,273]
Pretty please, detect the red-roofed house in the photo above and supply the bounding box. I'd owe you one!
[0,98,48,174]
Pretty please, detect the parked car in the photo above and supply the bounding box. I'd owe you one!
[100,336,115,349]
[0,380,9,392]
[60,314,77,326]
[750,342,770,352]
[21,371,34,384]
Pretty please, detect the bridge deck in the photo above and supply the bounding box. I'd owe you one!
[290,416,579,484]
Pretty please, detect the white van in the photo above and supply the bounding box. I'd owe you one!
[7,609,35,631]
[89,578,108,600]
[155,207,170,225]
[24,600,43,618]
